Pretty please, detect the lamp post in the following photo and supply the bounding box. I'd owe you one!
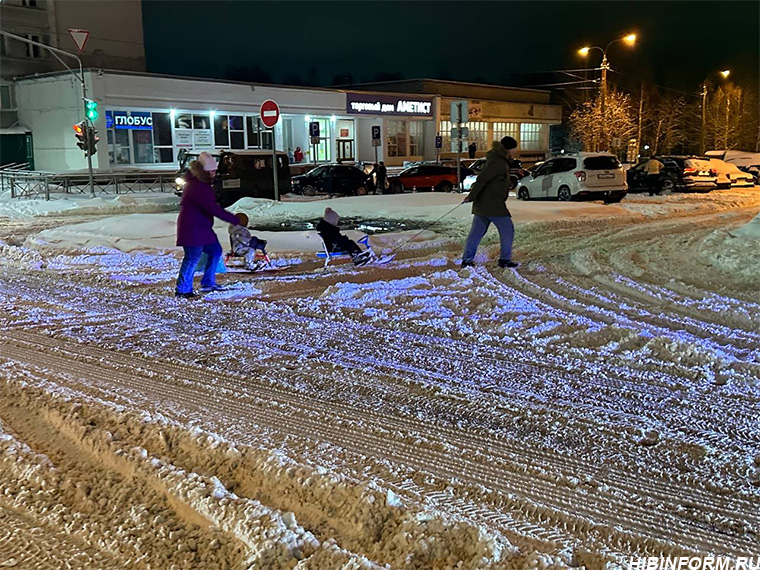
[579,33,637,151]
[700,69,731,155]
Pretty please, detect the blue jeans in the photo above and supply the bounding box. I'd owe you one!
[462,215,514,262]
[176,241,222,294]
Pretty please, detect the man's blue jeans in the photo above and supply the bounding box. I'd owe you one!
[462,215,514,263]
[176,241,222,294]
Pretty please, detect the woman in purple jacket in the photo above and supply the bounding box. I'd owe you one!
[175,152,240,298]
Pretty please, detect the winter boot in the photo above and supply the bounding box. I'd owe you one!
[498,259,519,269]
[175,291,200,299]
[461,260,474,268]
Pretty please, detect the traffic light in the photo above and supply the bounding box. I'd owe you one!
[72,122,99,157]
[86,126,99,157]
[73,122,87,152]
[85,99,98,121]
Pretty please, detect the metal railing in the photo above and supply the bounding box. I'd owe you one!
[0,168,176,200]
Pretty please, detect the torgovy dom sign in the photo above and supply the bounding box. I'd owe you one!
[105,110,153,130]
[346,93,434,117]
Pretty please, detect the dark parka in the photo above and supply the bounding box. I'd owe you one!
[467,141,511,217]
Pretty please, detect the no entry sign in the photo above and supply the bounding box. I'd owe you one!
[260,100,280,129]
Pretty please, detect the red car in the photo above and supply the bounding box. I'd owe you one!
[387,164,470,193]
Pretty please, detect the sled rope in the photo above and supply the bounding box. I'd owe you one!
[386,201,465,256]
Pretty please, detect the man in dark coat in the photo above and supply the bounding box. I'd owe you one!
[175,152,240,297]
[468,142,477,159]
[461,136,519,269]
[376,161,387,193]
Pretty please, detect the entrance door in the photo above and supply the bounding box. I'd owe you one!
[337,140,354,162]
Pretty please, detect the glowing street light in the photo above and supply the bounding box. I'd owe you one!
[577,33,638,150]
[720,69,731,78]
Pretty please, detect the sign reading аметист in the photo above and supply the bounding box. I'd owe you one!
[346,93,434,117]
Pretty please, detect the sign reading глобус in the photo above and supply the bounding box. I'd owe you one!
[346,93,434,117]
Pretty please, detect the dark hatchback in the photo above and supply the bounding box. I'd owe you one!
[290,164,371,196]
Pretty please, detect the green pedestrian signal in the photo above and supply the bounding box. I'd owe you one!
[85,99,98,121]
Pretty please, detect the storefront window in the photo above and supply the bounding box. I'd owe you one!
[439,120,452,152]
[246,116,273,149]
[408,121,424,156]
[316,118,331,161]
[467,121,487,153]
[387,120,407,157]
[112,129,130,164]
[493,122,519,142]
[152,112,174,163]
[520,123,544,150]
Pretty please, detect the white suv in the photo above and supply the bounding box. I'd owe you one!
[516,152,627,203]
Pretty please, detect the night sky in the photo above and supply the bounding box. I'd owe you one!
[142,1,759,93]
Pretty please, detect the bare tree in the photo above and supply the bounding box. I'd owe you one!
[569,90,635,153]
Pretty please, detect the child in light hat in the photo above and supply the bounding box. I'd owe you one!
[316,207,372,266]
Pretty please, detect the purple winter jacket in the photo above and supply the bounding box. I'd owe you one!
[176,174,239,246]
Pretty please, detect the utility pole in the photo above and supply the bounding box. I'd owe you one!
[0,31,95,197]
[700,83,707,156]
[600,54,608,152]
[636,83,644,159]
[724,93,730,150]
[456,102,462,192]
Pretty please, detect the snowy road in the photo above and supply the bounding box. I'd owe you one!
[1,194,759,568]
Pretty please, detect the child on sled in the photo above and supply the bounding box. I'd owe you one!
[316,207,372,266]
[228,212,269,270]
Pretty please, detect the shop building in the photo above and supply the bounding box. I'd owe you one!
[14,70,442,172]
[13,72,560,173]
[350,79,562,164]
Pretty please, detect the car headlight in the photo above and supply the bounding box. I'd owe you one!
[291,178,300,185]
[175,177,185,186]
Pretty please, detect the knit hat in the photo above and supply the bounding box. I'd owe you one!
[198,151,218,171]
[500,136,517,150]
[323,207,340,226]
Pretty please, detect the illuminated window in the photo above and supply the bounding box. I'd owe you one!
[492,122,519,142]
[520,123,545,151]
[408,121,425,156]
[387,120,407,157]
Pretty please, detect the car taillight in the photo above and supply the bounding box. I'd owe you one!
[574,171,586,182]
[683,167,696,174]
[710,169,717,176]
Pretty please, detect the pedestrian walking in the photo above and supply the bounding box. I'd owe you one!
[376,161,387,193]
[175,152,240,298]
[461,136,519,269]
[468,141,477,159]
[645,156,665,196]
[294,146,304,163]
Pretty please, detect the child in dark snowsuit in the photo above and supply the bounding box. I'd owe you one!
[316,207,372,266]
[229,212,268,270]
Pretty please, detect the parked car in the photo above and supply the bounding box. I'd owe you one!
[175,149,291,206]
[626,158,682,193]
[386,164,470,193]
[462,157,529,192]
[705,150,760,184]
[515,152,627,203]
[707,158,755,188]
[659,156,718,192]
[290,164,371,196]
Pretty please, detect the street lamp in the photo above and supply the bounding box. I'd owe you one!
[700,69,731,155]
[578,33,637,150]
